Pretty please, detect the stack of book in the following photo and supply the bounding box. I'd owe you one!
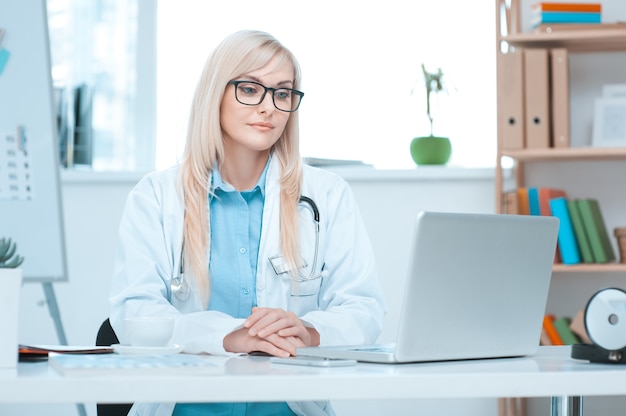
[531,2,602,29]
[541,309,591,346]
[502,188,616,265]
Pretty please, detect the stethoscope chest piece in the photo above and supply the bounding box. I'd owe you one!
[171,272,190,301]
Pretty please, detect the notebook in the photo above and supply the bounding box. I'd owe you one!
[297,211,559,363]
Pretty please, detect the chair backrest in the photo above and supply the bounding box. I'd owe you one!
[96,318,120,347]
[95,318,133,416]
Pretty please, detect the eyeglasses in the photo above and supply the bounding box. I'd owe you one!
[227,80,304,112]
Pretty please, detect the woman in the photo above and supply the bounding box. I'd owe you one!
[109,30,385,416]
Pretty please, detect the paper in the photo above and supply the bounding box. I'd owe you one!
[49,352,226,376]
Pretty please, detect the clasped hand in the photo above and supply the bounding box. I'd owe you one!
[223,307,320,357]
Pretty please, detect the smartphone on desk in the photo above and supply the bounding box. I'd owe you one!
[270,356,357,367]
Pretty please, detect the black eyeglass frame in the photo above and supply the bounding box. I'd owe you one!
[227,80,304,112]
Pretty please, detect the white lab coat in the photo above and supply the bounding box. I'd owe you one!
[110,158,386,416]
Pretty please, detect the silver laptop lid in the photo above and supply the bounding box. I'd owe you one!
[394,211,559,362]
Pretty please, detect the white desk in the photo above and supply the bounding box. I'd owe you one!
[0,346,623,415]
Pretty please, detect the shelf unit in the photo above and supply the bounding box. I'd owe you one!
[495,0,626,274]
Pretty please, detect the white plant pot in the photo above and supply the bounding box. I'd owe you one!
[0,268,22,368]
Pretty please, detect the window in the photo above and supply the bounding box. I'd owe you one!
[47,0,155,171]
[48,1,496,171]
[156,1,496,170]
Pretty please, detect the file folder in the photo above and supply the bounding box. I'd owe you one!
[550,48,570,148]
[498,49,525,149]
[524,48,551,149]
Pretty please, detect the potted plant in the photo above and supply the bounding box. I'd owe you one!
[410,63,452,165]
[0,237,24,268]
[0,237,24,369]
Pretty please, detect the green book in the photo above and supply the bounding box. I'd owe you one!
[577,199,615,263]
[567,200,593,263]
[553,317,580,345]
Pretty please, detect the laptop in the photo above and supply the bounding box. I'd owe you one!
[296,211,559,363]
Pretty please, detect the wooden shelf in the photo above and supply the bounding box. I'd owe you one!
[501,29,626,52]
[499,147,626,162]
[553,263,626,273]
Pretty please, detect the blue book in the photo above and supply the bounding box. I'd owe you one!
[528,188,541,215]
[532,11,601,26]
[549,197,581,265]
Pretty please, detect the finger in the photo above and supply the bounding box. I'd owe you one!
[265,334,300,356]
[255,315,296,337]
[244,307,278,330]
[248,309,292,336]
[277,326,307,339]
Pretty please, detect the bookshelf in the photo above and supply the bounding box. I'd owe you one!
[495,0,626,275]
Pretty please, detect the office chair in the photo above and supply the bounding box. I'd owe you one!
[95,318,133,416]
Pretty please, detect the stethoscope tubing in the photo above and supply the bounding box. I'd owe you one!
[171,195,321,301]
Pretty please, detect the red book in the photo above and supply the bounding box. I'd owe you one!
[538,187,567,216]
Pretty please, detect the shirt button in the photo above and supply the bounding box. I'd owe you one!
[242,288,250,295]
[239,247,247,254]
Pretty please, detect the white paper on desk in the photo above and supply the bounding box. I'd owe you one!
[48,353,227,376]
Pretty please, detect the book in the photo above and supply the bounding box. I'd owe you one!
[539,328,553,346]
[531,3,602,13]
[549,197,581,264]
[553,317,581,344]
[528,187,541,215]
[531,11,601,27]
[567,199,594,263]
[18,344,114,361]
[538,187,567,216]
[517,188,530,215]
[542,315,564,345]
[523,49,551,149]
[577,198,616,263]
[48,352,226,376]
[570,309,592,344]
[538,187,567,263]
[550,48,570,148]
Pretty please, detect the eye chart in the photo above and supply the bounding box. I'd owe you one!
[0,125,33,200]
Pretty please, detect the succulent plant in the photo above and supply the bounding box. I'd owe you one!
[0,238,24,268]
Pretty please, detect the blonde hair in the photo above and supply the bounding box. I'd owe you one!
[178,30,303,307]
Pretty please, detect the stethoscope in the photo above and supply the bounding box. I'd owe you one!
[171,196,320,301]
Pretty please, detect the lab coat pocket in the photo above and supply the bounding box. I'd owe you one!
[289,274,324,315]
[290,277,322,297]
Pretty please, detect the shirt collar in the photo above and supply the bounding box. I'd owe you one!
[211,155,271,197]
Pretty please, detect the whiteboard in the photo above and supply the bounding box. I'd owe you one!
[0,0,67,282]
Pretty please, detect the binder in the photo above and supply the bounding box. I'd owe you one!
[498,49,525,149]
[550,48,570,148]
[524,48,551,149]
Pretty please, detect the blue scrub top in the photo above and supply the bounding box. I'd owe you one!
[173,161,295,416]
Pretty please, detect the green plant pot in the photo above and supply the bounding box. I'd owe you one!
[410,136,451,165]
